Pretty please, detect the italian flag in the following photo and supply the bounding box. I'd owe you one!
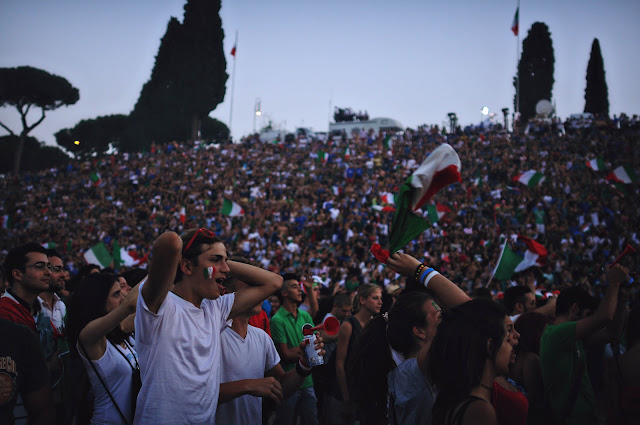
[383,135,393,150]
[344,147,351,160]
[114,240,147,268]
[513,170,545,187]
[1,214,13,229]
[426,203,451,224]
[586,157,605,171]
[222,199,244,217]
[606,165,637,184]
[179,206,186,224]
[317,151,328,164]
[380,192,395,205]
[490,235,547,281]
[90,172,101,185]
[83,242,113,269]
[332,186,342,196]
[371,143,462,262]
[511,7,519,36]
[372,204,395,212]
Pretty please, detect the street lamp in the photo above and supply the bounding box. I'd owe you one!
[447,113,457,134]
[253,98,262,133]
[501,108,509,130]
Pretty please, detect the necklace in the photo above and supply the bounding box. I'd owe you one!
[480,383,493,392]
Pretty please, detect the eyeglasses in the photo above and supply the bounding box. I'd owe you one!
[25,262,51,271]
[51,266,64,273]
[183,228,216,254]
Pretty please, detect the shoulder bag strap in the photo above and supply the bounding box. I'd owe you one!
[79,341,131,425]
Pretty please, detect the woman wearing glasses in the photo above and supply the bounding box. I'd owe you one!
[67,273,140,425]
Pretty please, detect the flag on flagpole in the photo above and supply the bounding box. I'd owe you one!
[426,203,451,224]
[586,157,605,171]
[371,143,462,262]
[179,206,186,224]
[90,171,101,186]
[113,240,123,269]
[344,147,351,160]
[511,7,519,36]
[606,165,637,184]
[489,235,547,282]
[83,242,113,269]
[222,199,245,217]
[513,170,545,187]
[230,44,236,57]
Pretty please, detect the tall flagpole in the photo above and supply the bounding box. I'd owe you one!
[515,0,520,118]
[228,31,238,143]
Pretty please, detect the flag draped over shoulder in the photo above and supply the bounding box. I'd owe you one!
[222,199,244,217]
[371,143,462,263]
[84,242,113,269]
[490,235,547,282]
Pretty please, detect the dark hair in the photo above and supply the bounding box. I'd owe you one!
[514,311,549,355]
[67,273,128,355]
[4,243,48,284]
[503,286,532,314]
[472,287,493,300]
[556,286,595,316]
[120,268,147,288]
[627,305,640,348]
[347,291,434,422]
[175,228,223,283]
[45,248,62,260]
[428,299,508,424]
[282,272,299,282]
[0,264,6,284]
[333,293,351,308]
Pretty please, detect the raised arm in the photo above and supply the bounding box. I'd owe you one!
[141,231,182,314]
[575,264,626,341]
[386,252,471,308]
[227,260,283,320]
[302,275,319,319]
[78,283,139,360]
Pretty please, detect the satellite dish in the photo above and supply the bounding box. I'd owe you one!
[535,99,553,117]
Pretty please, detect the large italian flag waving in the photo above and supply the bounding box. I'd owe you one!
[371,143,461,262]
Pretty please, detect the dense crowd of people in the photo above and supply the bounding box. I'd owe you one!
[1,113,639,424]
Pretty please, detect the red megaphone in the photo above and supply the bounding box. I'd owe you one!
[609,243,637,268]
[302,316,340,336]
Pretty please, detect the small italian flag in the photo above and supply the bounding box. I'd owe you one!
[179,206,186,224]
[344,147,351,160]
[380,192,395,205]
[426,203,451,224]
[586,157,605,171]
[606,165,637,184]
[317,151,328,164]
[332,186,341,196]
[1,214,12,229]
[222,199,244,217]
[371,143,462,263]
[490,235,547,281]
[513,170,545,187]
[83,242,113,269]
[383,135,393,150]
[90,172,101,185]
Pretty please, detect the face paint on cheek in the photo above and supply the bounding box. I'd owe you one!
[203,266,216,279]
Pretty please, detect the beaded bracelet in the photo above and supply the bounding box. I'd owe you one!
[414,263,426,281]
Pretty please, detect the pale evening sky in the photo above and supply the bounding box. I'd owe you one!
[1,0,639,146]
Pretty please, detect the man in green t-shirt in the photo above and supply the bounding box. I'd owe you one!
[540,264,627,425]
[271,273,318,425]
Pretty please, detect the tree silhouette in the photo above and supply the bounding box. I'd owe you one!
[0,66,79,174]
[0,135,69,174]
[55,114,128,157]
[124,0,227,150]
[584,38,609,116]
[514,22,555,124]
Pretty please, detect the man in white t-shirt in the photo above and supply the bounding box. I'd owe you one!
[216,257,319,425]
[134,229,283,425]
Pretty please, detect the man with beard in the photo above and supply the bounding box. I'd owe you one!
[38,249,67,335]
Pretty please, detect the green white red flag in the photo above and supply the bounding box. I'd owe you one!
[606,165,637,184]
[586,157,605,171]
[371,143,462,262]
[426,203,451,224]
[222,199,244,217]
[513,170,545,187]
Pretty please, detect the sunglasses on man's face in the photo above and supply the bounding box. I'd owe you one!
[183,228,216,254]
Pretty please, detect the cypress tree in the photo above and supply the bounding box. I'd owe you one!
[514,22,555,124]
[584,38,609,116]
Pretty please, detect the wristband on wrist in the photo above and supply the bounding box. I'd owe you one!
[423,270,440,288]
[296,360,312,376]
[419,268,434,284]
